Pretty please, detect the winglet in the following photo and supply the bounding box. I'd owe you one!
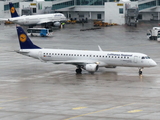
[98,45,103,51]
[16,26,41,49]
[9,2,19,18]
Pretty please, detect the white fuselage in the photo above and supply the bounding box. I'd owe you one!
[9,13,66,25]
[19,49,157,68]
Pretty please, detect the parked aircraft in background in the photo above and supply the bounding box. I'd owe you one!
[0,2,66,28]
[15,26,157,75]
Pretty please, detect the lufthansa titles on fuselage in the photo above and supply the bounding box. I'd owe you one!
[107,53,132,57]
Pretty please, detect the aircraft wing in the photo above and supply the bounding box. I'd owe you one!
[50,60,102,66]
[37,19,53,24]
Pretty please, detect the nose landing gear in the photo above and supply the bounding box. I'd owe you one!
[139,68,143,75]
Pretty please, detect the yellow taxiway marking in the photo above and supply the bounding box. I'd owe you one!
[0,107,3,109]
[0,97,28,103]
[72,107,87,110]
[128,109,143,113]
[64,103,135,120]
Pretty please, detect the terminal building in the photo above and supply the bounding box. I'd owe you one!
[1,0,157,25]
[138,0,160,21]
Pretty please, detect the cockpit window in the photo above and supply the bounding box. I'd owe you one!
[146,56,150,59]
[141,56,150,59]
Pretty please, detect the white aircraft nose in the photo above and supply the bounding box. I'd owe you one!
[150,60,157,67]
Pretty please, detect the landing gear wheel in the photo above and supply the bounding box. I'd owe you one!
[76,68,82,74]
[139,69,142,75]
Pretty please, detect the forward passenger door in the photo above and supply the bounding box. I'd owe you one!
[133,56,138,63]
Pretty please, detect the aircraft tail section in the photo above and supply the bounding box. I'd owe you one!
[16,26,41,49]
[9,2,19,18]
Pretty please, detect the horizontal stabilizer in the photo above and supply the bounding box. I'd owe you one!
[0,18,8,21]
[14,50,30,53]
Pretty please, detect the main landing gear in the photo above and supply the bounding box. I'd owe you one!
[139,68,143,75]
[75,66,82,74]
[76,68,82,74]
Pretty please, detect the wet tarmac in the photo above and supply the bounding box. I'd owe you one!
[0,21,160,120]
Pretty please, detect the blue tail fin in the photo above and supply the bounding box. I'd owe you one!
[16,26,41,49]
[9,2,19,18]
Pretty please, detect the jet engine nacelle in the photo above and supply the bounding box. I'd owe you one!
[54,21,61,27]
[83,64,99,72]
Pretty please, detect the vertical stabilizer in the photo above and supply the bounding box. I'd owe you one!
[9,2,19,18]
[16,26,41,49]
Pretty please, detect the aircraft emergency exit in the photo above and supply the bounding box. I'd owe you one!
[15,26,157,75]
[0,2,66,28]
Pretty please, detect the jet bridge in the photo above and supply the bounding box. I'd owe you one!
[126,8,139,27]
[21,8,32,15]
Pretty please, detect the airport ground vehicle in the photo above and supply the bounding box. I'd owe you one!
[147,27,160,41]
[27,28,53,37]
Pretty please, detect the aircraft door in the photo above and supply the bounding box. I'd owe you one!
[38,51,44,62]
[23,18,27,24]
[133,56,138,63]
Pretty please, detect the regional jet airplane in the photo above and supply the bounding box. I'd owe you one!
[0,2,66,28]
[15,26,157,75]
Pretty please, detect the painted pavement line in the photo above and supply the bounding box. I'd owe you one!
[64,102,135,120]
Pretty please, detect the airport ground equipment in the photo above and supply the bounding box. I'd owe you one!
[147,27,160,41]
[27,28,53,37]
[126,8,139,27]
[93,20,118,27]
[4,20,14,25]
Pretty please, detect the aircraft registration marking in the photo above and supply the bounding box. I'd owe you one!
[72,107,87,110]
[128,109,143,113]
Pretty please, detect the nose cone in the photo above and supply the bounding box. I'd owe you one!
[63,16,67,21]
[150,60,157,67]
[61,14,67,21]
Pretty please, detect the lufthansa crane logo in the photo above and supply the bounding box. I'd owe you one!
[19,34,27,42]
[10,7,15,14]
